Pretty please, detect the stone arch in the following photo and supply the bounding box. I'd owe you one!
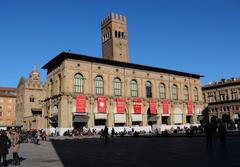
[222,114,230,123]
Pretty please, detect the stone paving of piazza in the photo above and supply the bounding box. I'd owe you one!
[5,136,240,167]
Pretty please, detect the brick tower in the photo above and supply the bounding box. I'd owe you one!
[101,13,129,62]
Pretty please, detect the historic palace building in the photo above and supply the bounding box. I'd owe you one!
[202,78,240,124]
[42,13,204,134]
[15,67,46,130]
[0,87,16,126]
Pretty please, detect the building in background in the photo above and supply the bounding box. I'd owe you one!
[0,87,16,126]
[202,77,240,128]
[15,67,46,130]
[42,13,205,135]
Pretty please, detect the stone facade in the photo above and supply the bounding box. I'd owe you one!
[202,78,240,123]
[0,87,16,126]
[42,54,204,134]
[42,13,205,135]
[15,67,46,130]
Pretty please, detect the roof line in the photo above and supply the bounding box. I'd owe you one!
[42,52,203,79]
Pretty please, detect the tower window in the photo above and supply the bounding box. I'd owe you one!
[30,96,35,103]
[115,31,117,38]
[122,32,124,38]
[118,31,121,38]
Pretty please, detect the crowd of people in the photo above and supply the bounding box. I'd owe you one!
[0,120,230,167]
[20,129,47,144]
[0,129,21,167]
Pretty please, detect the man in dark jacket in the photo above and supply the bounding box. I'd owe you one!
[0,130,11,167]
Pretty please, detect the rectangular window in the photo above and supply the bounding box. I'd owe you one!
[172,91,177,100]
[0,112,2,117]
[51,81,54,96]
[96,81,103,95]
[114,83,121,96]
[30,97,34,102]
[232,92,238,100]
[7,120,10,126]
[220,94,225,101]
[160,87,165,99]
[131,86,137,97]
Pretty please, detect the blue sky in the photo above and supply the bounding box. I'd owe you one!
[0,0,239,87]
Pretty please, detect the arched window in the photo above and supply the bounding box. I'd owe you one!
[183,86,189,101]
[160,83,166,99]
[172,84,178,100]
[131,80,138,97]
[114,78,121,96]
[95,76,104,95]
[194,87,199,101]
[146,81,152,98]
[74,74,84,93]
[121,32,124,38]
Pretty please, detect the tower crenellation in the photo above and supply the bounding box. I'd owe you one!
[101,13,127,27]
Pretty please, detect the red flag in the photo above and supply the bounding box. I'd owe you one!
[149,99,157,114]
[187,101,193,114]
[162,99,169,114]
[98,96,107,113]
[133,98,142,114]
[76,95,86,113]
[116,98,125,113]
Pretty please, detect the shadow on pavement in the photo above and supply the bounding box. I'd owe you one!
[50,136,240,167]
[6,157,26,166]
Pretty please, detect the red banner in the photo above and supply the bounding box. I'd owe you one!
[187,101,193,114]
[149,99,157,114]
[98,96,107,113]
[76,95,86,113]
[133,98,142,114]
[116,98,125,113]
[162,99,169,114]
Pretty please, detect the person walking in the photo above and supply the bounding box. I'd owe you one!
[111,128,115,137]
[10,130,21,166]
[42,131,47,141]
[103,126,109,143]
[218,122,227,148]
[36,130,41,145]
[205,121,212,148]
[0,131,11,167]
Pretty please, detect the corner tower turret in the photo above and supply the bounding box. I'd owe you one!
[101,13,129,62]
